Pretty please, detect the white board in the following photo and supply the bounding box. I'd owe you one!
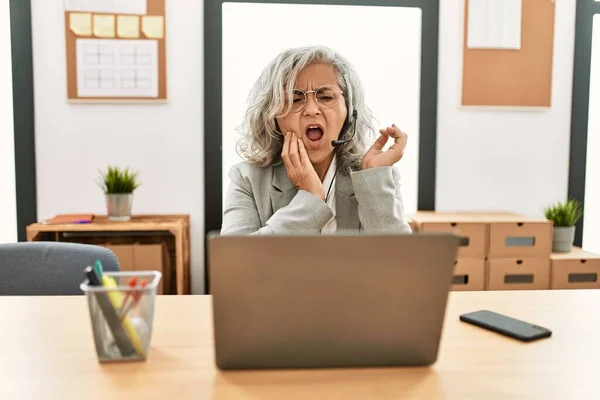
[0,0,17,242]
[583,15,600,253]
[222,2,422,216]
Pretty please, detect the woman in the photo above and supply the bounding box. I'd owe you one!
[221,45,412,235]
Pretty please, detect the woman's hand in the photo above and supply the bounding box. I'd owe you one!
[281,131,325,201]
[361,124,408,170]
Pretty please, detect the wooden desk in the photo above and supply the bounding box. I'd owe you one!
[1,291,598,398]
[26,214,191,294]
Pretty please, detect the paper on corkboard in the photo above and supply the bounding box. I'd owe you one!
[117,15,140,38]
[64,0,167,102]
[461,0,555,107]
[69,12,92,36]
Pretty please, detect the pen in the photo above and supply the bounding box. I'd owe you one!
[119,277,137,317]
[83,266,137,356]
[94,260,104,281]
[103,275,146,355]
[120,280,147,320]
[85,265,102,286]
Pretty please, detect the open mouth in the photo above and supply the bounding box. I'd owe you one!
[305,125,324,142]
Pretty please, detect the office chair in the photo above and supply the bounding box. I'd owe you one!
[0,242,120,295]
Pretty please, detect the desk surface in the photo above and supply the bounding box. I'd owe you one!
[1,291,598,399]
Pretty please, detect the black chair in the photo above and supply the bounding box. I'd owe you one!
[0,242,119,295]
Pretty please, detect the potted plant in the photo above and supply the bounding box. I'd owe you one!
[544,199,583,252]
[97,166,140,221]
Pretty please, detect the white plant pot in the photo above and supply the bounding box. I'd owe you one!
[105,193,133,221]
[552,226,575,252]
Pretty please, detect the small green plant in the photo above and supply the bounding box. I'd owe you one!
[544,199,583,227]
[97,165,140,194]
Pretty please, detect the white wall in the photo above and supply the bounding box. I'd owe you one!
[436,0,575,218]
[31,0,205,293]
[28,0,581,291]
[0,0,18,244]
[583,15,600,253]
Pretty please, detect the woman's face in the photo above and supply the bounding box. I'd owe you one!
[276,63,348,167]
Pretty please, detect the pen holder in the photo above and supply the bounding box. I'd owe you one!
[80,271,162,363]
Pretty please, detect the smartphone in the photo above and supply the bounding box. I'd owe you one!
[459,310,552,342]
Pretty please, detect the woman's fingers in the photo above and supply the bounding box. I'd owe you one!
[298,139,311,169]
[281,132,303,181]
[389,127,408,153]
[371,133,389,152]
[289,132,301,169]
[281,131,290,165]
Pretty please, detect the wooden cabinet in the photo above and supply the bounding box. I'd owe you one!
[26,214,190,294]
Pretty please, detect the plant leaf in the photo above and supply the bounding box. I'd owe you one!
[98,165,141,194]
[544,198,583,227]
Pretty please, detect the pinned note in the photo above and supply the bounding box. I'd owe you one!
[93,14,115,38]
[141,16,164,39]
[117,15,139,38]
[69,12,92,36]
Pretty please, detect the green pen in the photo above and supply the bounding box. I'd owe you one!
[94,259,104,280]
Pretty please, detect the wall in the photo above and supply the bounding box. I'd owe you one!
[28,0,579,291]
[583,14,600,253]
[0,0,18,243]
[436,0,576,218]
[31,0,205,293]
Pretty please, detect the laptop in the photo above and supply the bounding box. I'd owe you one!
[208,232,460,370]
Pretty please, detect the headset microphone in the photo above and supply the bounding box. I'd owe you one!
[331,109,358,147]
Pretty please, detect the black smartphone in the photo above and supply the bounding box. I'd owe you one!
[459,310,552,342]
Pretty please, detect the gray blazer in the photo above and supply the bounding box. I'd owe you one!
[221,161,413,235]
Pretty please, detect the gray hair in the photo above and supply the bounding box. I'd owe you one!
[235,45,376,174]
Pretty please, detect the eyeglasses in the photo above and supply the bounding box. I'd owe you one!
[288,85,344,113]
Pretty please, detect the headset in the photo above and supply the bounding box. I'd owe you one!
[331,74,358,147]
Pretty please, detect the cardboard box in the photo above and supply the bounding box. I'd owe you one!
[420,222,487,258]
[551,247,600,290]
[105,244,135,271]
[409,211,502,258]
[487,216,552,258]
[104,243,170,294]
[486,258,550,290]
[451,258,485,291]
[408,211,552,259]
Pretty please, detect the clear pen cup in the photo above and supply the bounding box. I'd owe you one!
[80,271,162,362]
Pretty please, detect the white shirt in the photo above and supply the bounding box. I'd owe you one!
[320,156,337,234]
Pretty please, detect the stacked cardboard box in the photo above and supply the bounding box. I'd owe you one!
[409,211,553,291]
[550,247,600,290]
[410,212,488,291]
[104,242,171,295]
[484,214,552,290]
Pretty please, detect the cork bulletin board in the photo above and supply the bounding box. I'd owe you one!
[64,0,167,102]
[461,0,555,107]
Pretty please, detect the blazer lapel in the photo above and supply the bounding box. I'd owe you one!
[335,172,360,231]
[270,163,297,214]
